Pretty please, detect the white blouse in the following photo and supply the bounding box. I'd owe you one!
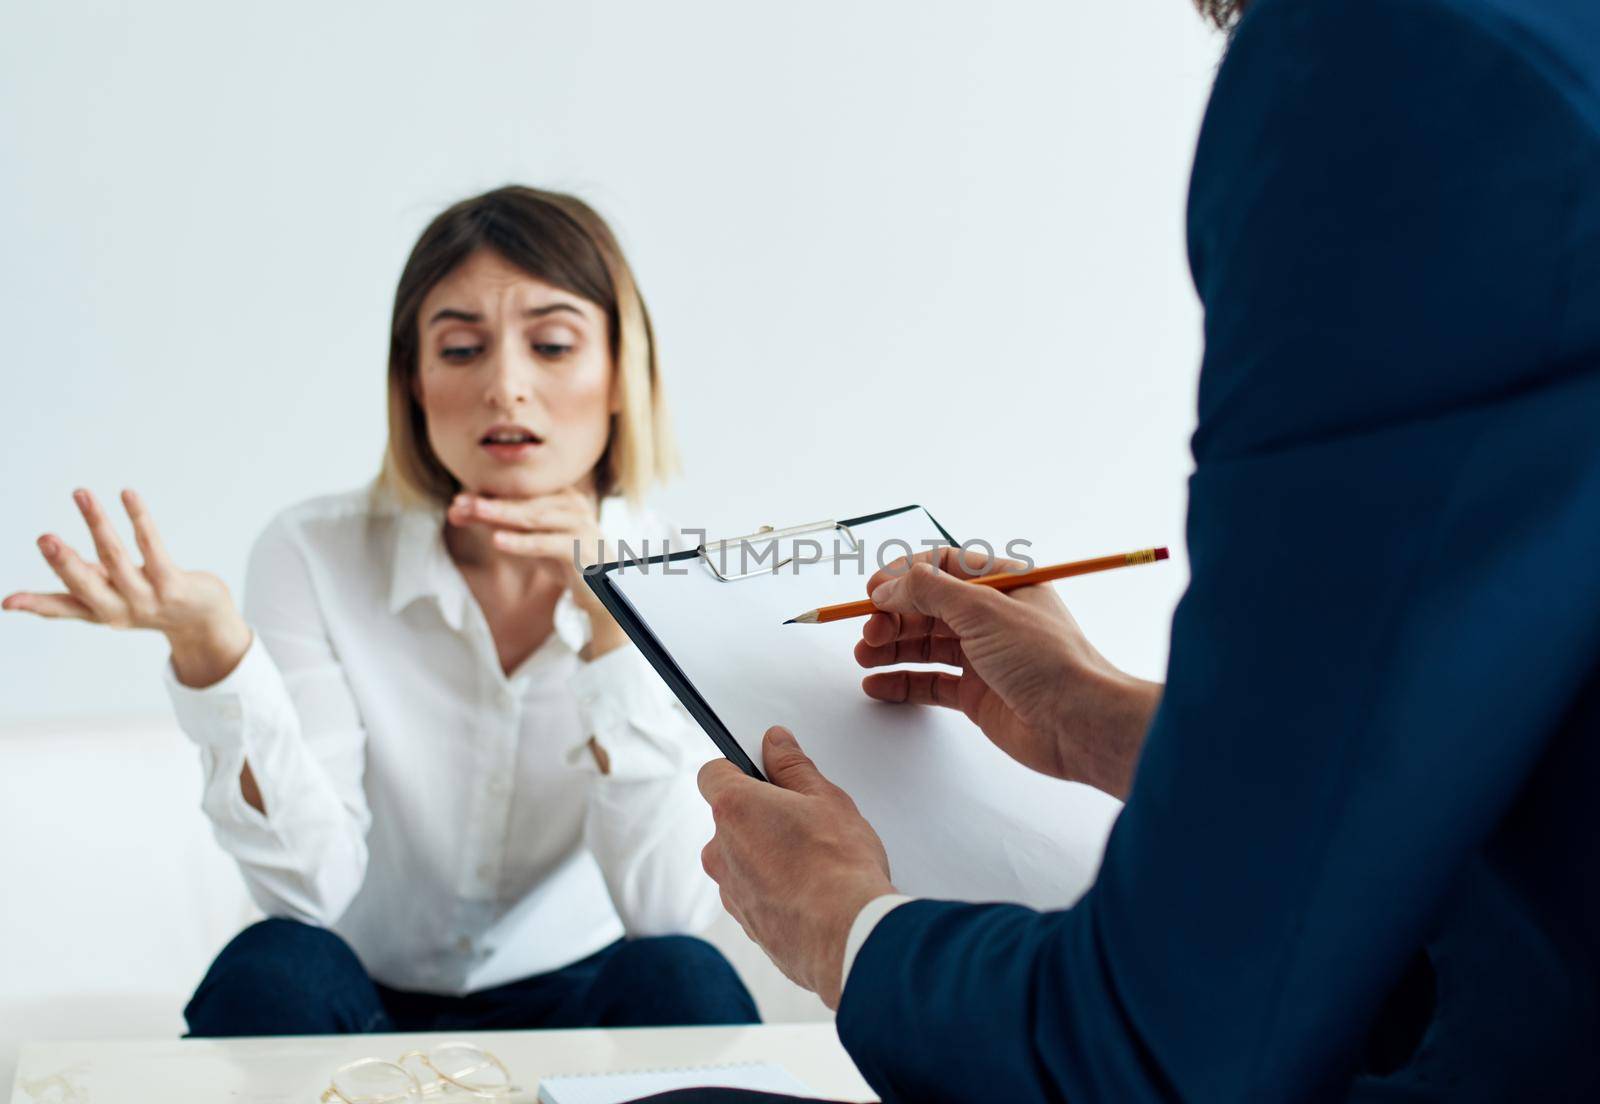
[164,486,719,995]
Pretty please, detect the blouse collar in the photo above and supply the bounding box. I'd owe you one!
[386,494,646,652]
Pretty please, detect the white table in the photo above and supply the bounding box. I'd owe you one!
[9,1023,877,1103]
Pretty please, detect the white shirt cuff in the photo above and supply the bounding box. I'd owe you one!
[841,893,915,992]
[162,631,270,749]
[566,644,699,780]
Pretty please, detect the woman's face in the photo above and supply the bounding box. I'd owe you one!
[413,248,614,500]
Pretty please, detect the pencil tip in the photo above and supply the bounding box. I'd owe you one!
[782,618,796,625]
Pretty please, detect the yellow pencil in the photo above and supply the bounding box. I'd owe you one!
[784,547,1169,624]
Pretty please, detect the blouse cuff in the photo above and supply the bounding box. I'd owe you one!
[162,632,279,750]
[566,644,699,780]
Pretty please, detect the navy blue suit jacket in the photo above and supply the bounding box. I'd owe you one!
[837,0,1600,1099]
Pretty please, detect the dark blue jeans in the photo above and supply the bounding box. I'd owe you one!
[185,918,759,1037]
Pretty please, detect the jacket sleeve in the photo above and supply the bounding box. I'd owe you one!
[836,0,1600,1099]
[165,514,371,926]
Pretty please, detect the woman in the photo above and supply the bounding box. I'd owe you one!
[2,186,758,1035]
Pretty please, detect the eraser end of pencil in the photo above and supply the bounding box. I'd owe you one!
[1155,547,1170,561]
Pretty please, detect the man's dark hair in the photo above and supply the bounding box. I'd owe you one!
[1197,0,1248,29]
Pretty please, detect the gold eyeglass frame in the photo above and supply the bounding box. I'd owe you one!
[320,1042,515,1103]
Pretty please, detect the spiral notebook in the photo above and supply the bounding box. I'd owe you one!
[585,504,1122,910]
[537,1061,814,1103]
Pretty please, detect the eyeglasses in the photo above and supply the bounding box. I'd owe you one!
[321,1042,517,1103]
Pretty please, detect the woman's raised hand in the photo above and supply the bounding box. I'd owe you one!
[3,489,252,687]
[446,486,627,659]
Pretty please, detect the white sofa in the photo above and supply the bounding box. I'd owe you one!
[0,713,827,1092]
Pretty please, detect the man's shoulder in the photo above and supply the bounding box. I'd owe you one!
[1238,0,1600,113]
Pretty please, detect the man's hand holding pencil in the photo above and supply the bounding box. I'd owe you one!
[698,541,1168,1011]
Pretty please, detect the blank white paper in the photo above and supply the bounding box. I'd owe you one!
[608,507,1121,909]
[537,1061,813,1104]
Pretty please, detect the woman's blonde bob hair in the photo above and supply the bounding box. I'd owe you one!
[378,185,678,508]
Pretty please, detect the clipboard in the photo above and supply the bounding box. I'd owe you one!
[585,505,953,781]
[584,504,1120,907]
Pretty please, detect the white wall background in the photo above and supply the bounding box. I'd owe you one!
[0,1,1225,1073]
[0,2,1220,718]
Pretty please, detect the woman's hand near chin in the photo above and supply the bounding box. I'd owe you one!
[3,488,252,689]
[446,486,628,660]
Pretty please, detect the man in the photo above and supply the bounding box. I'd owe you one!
[691,0,1600,1098]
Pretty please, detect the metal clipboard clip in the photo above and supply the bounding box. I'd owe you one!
[697,518,863,582]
